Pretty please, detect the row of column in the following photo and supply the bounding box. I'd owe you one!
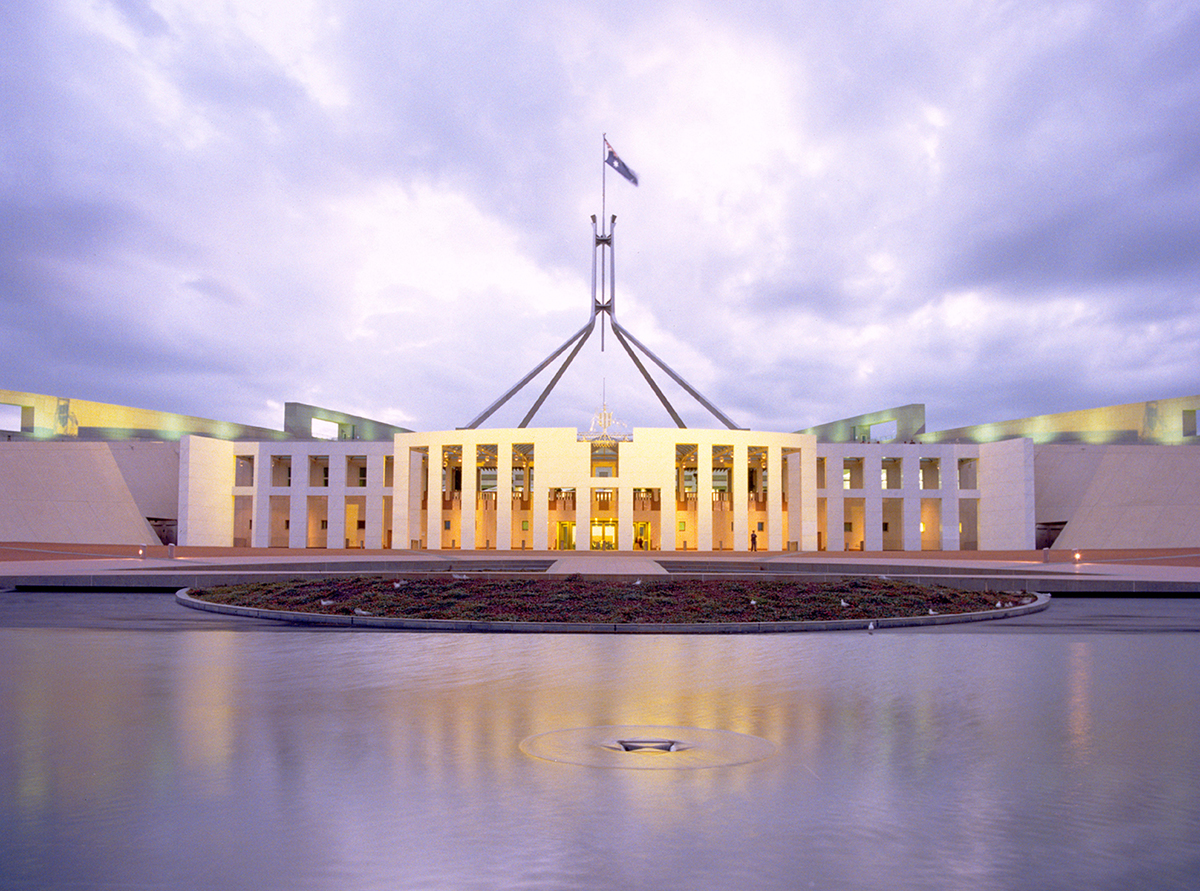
[395,441,817,552]
[247,456,389,549]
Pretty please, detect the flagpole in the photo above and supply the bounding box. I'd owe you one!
[600,134,607,351]
[601,133,607,234]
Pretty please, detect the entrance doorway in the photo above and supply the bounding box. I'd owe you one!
[632,521,650,550]
[591,519,617,550]
[557,521,575,551]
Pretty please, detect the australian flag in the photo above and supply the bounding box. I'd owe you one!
[604,138,638,186]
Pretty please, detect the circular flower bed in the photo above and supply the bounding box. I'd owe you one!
[190,575,1031,624]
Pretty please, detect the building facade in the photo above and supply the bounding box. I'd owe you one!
[171,426,1034,552]
[3,388,1197,551]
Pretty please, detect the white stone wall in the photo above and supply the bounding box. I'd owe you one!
[0,441,162,544]
[178,435,235,546]
[1047,444,1200,549]
[977,438,1036,550]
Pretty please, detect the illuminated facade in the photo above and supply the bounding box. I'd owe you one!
[1,388,1197,551]
[181,427,1027,553]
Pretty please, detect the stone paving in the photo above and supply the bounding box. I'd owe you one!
[2,543,1199,593]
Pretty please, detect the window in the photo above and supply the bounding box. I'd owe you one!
[712,445,733,491]
[591,442,618,478]
[311,418,338,440]
[0,403,22,433]
[881,458,902,489]
[271,456,292,487]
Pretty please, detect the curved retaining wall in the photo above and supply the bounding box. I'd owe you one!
[175,589,1051,634]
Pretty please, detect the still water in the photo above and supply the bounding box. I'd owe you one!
[2,593,1198,890]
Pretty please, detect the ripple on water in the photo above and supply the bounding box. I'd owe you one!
[519,724,777,769]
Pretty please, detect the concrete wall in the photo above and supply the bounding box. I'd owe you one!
[1034,444,1110,530]
[923,394,1200,446]
[801,404,925,443]
[214,439,396,549]
[108,441,180,519]
[977,438,1036,550]
[0,441,161,544]
[0,388,286,441]
[814,442,983,551]
[10,424,1195,552]
[1043,445,1200,549]
[178,436,235,546]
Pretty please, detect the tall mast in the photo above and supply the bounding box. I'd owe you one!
[461,137,743,430]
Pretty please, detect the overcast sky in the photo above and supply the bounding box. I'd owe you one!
[3,0,1198,436]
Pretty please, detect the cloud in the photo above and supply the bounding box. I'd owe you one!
[1,0,1198,436]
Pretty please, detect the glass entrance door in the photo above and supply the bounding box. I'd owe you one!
[632,521,650,550]
[557,521,575,550]
[590,519,617,550]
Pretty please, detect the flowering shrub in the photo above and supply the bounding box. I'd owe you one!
[192,575,1031,623]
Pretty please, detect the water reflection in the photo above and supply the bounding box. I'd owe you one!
[1,598,1199,890]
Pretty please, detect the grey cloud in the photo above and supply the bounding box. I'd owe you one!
[3,1,1199,435]
[108,0,171,38]
[0,198,143,267]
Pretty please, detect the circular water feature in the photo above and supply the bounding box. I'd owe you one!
[519,724,776,769]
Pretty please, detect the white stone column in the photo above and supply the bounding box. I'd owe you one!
[864,450,883,551]
[767,444,783,551]
[427,443,443,550]
[497,440,512,551]
[391,441,409,549]
[658,449,676,551]
[941,479,961,551]
[327,453,347,550]
[800,447,818,551]
[785,451,801,550]
[826,483,845,552]
[288,452,307,547]
[697,443,713,551]
[460,441,476,550]
[365,454,384,549]
[411,448,427,548]
[251,448,270,548]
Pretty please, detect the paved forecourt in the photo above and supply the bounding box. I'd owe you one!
[2,543,1200,594]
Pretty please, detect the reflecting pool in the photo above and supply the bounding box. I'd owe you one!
[1,594,1198,890]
